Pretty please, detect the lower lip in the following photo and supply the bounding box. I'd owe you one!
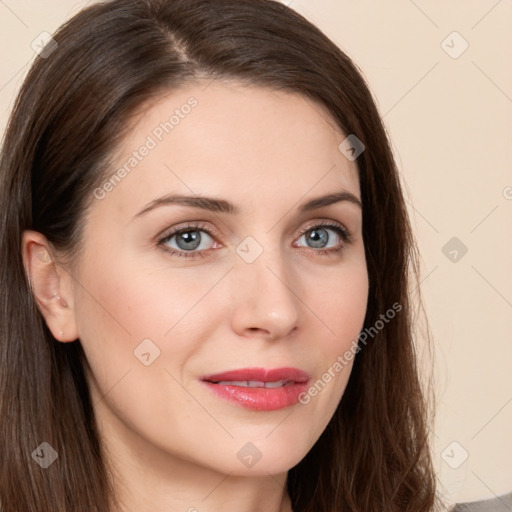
[201,381,309,411]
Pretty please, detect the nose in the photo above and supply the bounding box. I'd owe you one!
[230,246,301,341]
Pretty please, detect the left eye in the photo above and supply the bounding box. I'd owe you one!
[295,224,349,251]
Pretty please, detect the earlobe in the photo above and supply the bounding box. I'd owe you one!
[21,230,79,343]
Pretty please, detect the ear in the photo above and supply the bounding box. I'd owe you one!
[21,230,79,343]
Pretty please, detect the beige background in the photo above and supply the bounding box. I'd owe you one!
[1,0,511,506]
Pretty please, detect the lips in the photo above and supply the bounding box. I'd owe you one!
[200,367,310,411]
[201,367,309,385]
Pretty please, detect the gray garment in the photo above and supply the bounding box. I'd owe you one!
[453,492,512,511]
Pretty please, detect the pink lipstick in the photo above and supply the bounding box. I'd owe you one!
[200,367,310,411]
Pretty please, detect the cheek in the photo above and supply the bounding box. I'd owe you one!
[72,252,227,387]
[299,255,368,407]
[310,257,369,353]
[72,254,219,450]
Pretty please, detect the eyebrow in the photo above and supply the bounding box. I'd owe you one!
[132,190,362,220]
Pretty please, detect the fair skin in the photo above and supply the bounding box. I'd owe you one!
[22,81,368,512]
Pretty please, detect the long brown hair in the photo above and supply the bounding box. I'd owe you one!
[0,0,445,510]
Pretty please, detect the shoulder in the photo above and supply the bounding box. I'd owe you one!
[452,492,512,511]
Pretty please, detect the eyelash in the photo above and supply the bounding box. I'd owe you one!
[157,221,352,259]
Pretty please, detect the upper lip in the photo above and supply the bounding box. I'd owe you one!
[201,367,309,384]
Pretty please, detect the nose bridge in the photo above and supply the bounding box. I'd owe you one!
[231,233,300,339]
[236,232,290,288]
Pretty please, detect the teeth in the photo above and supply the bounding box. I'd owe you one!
[215,379,292,388]
[265,380,287,388]
[247,380,265,387]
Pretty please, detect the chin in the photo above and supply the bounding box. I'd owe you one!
[211,440,311,477]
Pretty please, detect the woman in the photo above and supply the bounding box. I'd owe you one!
[0,0,448,510]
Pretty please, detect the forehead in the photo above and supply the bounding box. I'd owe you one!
[91,81,360,221]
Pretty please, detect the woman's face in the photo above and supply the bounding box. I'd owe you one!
[64,82,368,476]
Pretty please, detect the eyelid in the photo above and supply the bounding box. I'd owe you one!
[297,219,351,240]
[156,221,219,243]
